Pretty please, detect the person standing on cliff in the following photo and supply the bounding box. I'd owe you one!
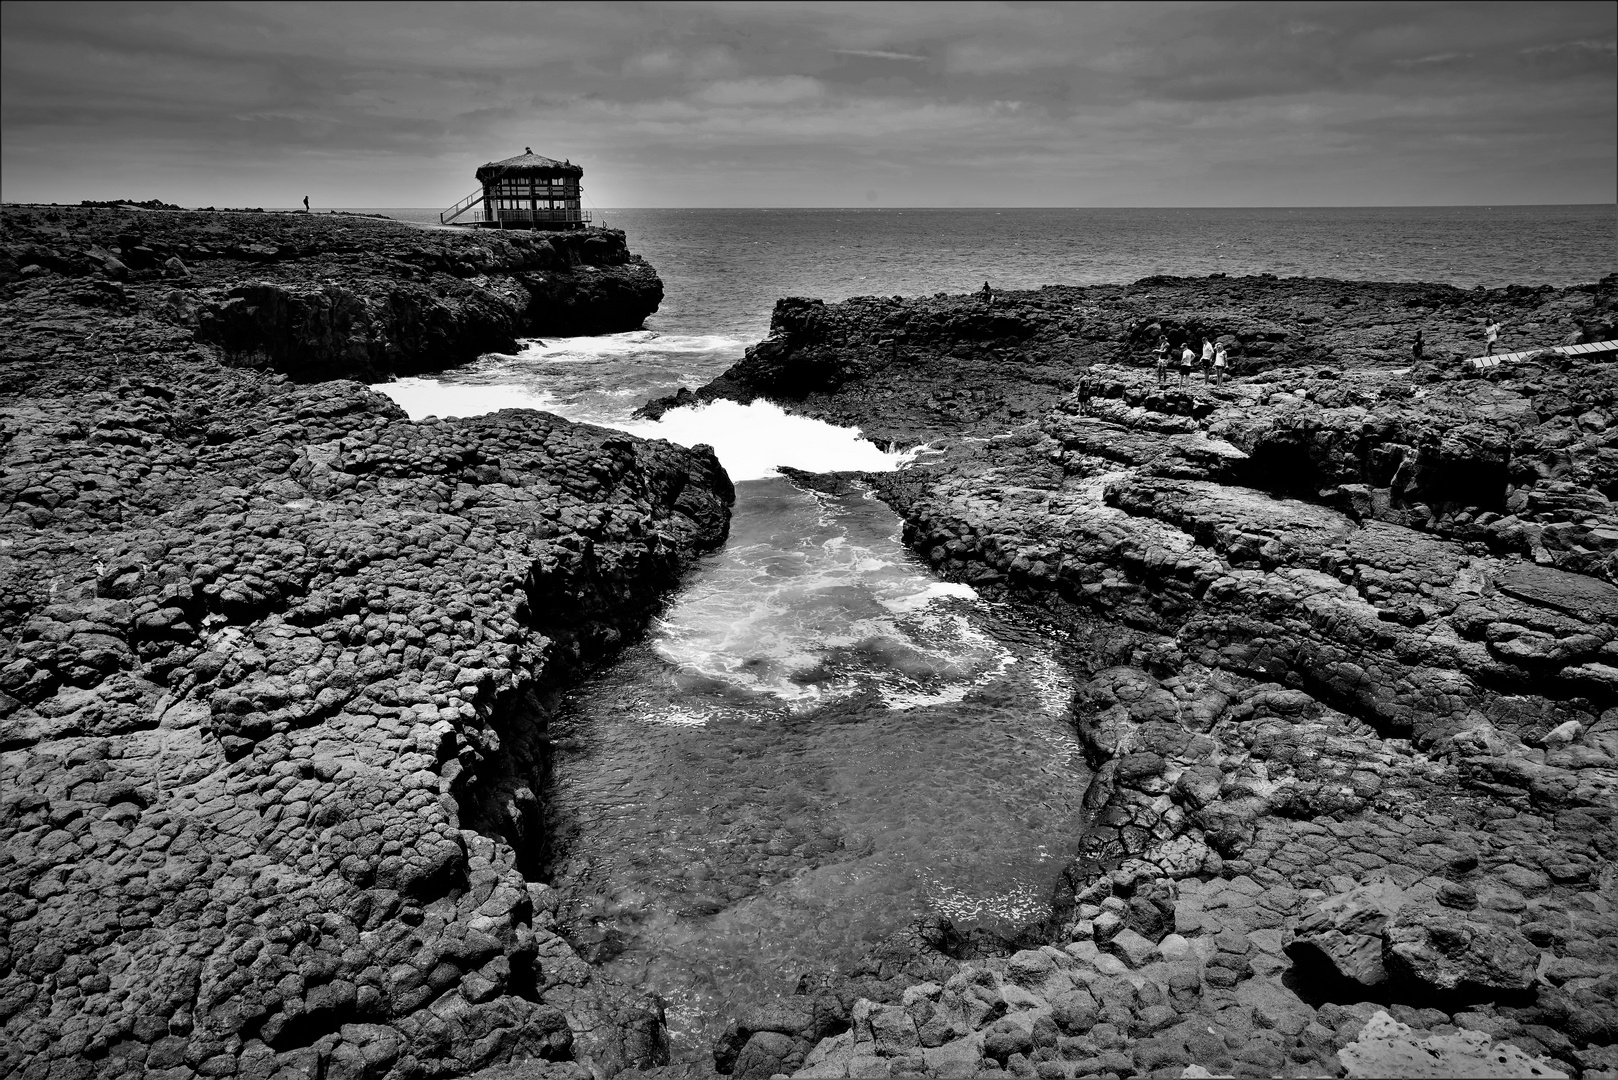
[1200,337,1215,382]
[303,195,309,212]
[980,281,992,304]
[1154,336,1170,387]
[1484,317,1502,356]
[1412,328,1424,362]
[1213,341,1228,385]
[1179,343,1196,386]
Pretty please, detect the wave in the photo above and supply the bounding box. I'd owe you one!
[512,330,746,363]
[374,378,557,418]
[622,399,913,482]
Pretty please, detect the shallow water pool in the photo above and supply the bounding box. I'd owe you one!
[543,476,1088,1059]
[376,342,1090,1061]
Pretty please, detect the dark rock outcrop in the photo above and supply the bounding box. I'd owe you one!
[673,275,1617,1078]
[1,205,663,386]
[0,206,726,1080]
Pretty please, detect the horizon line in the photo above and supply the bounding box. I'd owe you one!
[6,201,1615,212]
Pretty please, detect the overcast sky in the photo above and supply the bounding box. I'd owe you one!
[2,1,1613,208]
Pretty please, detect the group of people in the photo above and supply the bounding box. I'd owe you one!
[1153,334,1228,386]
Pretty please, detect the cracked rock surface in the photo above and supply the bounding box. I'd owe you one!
[2,205,664,385]
[671,276,1617,1078]
[0,206,732,1080]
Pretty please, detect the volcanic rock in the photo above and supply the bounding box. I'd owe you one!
[0,205,726,1080]
[677,273,1618,1079]
[1,205,663,387]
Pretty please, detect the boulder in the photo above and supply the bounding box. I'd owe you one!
[1339,1010,1567,1078]
[1285,877,1407,989]
[731,1030,800,1079]
[1382,910,1540,997]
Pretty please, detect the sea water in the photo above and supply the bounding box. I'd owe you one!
[372,204,1614,1057]
[379,364,1085,1055]
[362,204,1616,344]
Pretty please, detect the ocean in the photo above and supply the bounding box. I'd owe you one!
[363,204,1616,343]
[366,204,1614,1058]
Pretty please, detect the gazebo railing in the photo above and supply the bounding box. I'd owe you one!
[464,207,591,226]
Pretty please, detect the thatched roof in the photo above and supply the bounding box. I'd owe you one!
[474,150,583,182]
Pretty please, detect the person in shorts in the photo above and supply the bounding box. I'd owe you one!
[1179,344,1196,385]
[1154,336,1170,386]
[1213,342,1228,385]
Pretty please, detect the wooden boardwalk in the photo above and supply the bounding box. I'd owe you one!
[1466,339,1618,369]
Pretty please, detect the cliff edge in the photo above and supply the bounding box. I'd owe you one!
[0,205,730,1080]
[667,275,1618,1079]
[1,206,664,386]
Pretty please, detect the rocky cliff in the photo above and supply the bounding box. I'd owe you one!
[1,206,664,386]
[0,206,731,1080]
[665,275,1618,1079]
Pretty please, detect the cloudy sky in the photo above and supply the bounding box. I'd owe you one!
[2,1,1613,208]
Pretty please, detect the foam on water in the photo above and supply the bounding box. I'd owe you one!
[623,399,911,481]
[649,478,1005,709]
[540,474,1089,1060]
[516,330,745,362]
[369,327,1086,1062]
[375,376,909,483]
[376,378,557,418]
[373,327,746,429]
[878,580,979,615]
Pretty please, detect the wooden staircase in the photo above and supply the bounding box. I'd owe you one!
[439,189,482,225]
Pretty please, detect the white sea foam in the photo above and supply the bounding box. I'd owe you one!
[924,878,1047,926]
[515,331,746,362]
[621,399,913,482]
[878,581,979,615]
[375,378,907,483]
[375,378,556,418]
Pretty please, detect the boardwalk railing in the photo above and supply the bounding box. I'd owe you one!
[1466,340,1618,369]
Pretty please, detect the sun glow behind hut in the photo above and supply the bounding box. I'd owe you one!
[440,148,590,228]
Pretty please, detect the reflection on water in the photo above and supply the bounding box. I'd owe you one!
[545,476,1086,1060]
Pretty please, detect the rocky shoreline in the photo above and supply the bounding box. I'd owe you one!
[0,207,731,1080]
[659,275,1618,1078]
[2,206,663,386]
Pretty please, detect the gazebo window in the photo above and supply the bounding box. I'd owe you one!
[443,147,592,228]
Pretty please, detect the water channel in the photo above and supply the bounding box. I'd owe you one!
[378,337,1091,1060]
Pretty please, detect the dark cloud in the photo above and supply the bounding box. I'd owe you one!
[1,0,1611,207]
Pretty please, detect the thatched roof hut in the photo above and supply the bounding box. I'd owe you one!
[441,148,589,228]
[474,149,583,183]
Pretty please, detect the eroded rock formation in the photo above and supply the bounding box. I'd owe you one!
[0,207,729,1080]
[1,206,663,385]
[677,275,1618,1078]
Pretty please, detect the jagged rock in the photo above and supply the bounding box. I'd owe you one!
[1383,911,1541,997]
[2,206,662,388]
[1339,1010,1567,1078]
[0,205,725,1080]
[1285,877,1409,989]
[681,273,1618,1080]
